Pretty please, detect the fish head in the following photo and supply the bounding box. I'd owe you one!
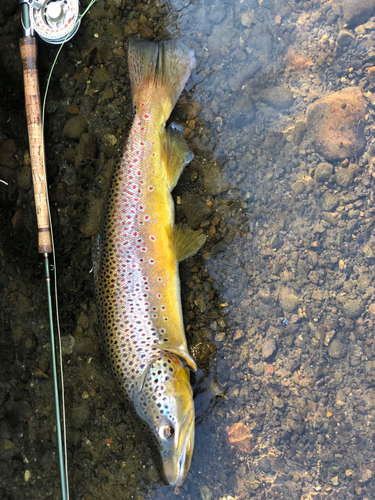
[137,352,194,486]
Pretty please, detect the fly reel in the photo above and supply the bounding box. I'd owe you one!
[27,0,81,44]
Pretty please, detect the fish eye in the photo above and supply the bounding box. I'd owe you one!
[159,424,175,441]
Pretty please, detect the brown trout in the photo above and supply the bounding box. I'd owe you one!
[93,38,206,486]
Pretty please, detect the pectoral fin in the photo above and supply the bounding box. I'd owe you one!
[173,224,206,262]
[163,123,194,190]
[153,344,197,371]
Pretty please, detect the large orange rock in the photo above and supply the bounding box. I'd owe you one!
[227,422,252,452]
[306,87,367,161]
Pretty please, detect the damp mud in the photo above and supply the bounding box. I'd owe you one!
[1,0,375,499]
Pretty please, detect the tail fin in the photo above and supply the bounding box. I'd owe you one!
[128,38,195,112]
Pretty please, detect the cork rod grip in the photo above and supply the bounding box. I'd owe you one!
[20,37,52,254]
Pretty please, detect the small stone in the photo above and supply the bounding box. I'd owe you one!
[17,165,32,191]
[241,10,255,27]
[328,339,345,358]
[262,338,276,359]
[63,116,88,140]
[79,198,103,238]
[203,165,230,196]
[78,133,97,162]
[92,66,110,85]
[279,287,300,312]
[331,476,339,486]
[315,162,333,182]
[3,439,15,450]
[61,334,75,355]
[69,402,91,429]
[337,30,355,46]
[181,192,211,229]
[258,86,294,110]
[369,304,375,315]
[267,364,274,375]
[227,422,251,452]
[258,457,271,473]
[336,164,355,187]
[322,192,339,211]
[343,298,365,318]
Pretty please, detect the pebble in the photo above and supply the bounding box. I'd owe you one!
[79,198,103,237]
[181,192,211,229]
[322,192,339,211]
[314,162,333,183]
[262,338,276,359]
[343,298,365,318]
[63,116,88,140]
[258,457,271,473]
[306,87,366,161]
[61,334,75,355]
[279,287,300,312]
[70,402,91,429]
[0,139,15,169]
[337,30,355,46]
[328,339,345,358]
[92,66,110,85]
[203,165,230,196]
[258,86,294,110]
[336,164,355,188]
[78,133,98,162]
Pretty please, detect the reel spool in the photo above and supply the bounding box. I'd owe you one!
[29,0,80,44]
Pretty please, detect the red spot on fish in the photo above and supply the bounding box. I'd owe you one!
[157,277,162,282]
[133,232,138,237]
[141,247,146,252]
[144,114,149,119]
[150,236,155,241]
[140,142,144,146]
[148,186,154,191]
[144,215,149,220]
[149,259,155,264]
[157,293,162,299]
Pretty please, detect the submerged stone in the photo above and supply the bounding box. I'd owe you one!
[306,87,366,161]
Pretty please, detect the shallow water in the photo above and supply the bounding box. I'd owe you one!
[1,0,375,499]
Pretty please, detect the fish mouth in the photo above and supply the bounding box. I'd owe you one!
[162,407,195,486]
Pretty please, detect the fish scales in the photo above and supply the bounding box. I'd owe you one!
[93,38,205,486]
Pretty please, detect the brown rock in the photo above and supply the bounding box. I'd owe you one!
[343,0,375,28]
[227,422,251,452]
[306,87,366,161]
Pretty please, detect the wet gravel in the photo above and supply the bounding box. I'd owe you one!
[1,0,375,499]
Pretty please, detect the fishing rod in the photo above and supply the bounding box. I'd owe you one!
[18,1,81,498]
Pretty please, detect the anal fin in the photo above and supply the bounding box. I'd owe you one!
[173,224,206,262]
